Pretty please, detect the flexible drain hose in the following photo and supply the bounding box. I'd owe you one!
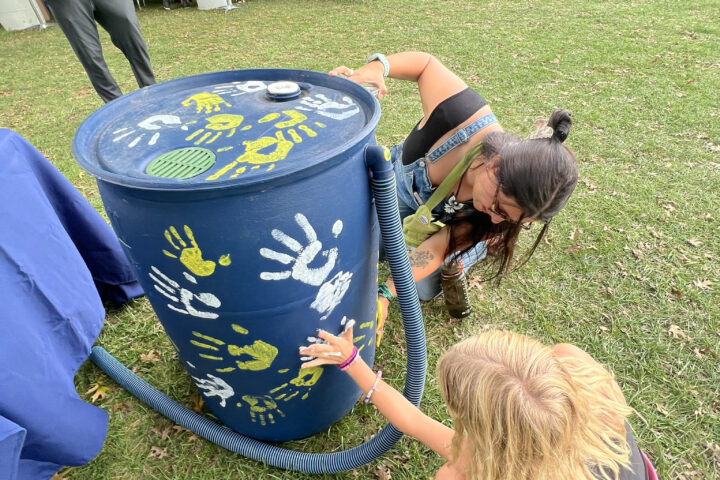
[90,145,426,473]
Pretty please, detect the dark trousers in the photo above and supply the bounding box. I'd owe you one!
[45,0,156,103]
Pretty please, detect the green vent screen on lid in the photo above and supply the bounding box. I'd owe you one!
[145,147,216,179]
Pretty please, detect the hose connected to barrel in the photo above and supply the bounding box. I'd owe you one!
[90,145,426,473]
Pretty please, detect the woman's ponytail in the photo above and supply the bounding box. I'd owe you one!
[547,109,572,143]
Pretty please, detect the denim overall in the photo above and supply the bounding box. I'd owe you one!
[390,113,497,300]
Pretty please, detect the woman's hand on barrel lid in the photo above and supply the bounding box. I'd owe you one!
[299,320,355,368]
[328,64,388,99]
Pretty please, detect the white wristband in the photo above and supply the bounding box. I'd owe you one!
[366,53,390,77]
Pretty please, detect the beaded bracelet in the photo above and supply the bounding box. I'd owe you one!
[338,346,358,371]
[378,284,395,302]
[364,370,383,404]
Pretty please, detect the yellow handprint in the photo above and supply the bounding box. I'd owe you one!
[186,114,245,145]
[205,131,294,181]
[182,92,231,114]
[191,327,278,373]
[228,340,278,371]
[163,225,231,277]
[270,366,323,402]
[240,395,285,426]
[258,110,307,128]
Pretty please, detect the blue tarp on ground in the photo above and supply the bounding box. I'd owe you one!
[0,128,143,480]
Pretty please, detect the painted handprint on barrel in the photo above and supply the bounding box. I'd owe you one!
[190,324,278,373]
[204,110,326,181]
[297,93,360,120]
[191,373,234,407]
[149,266,221,319]
[241,395,285,426]
[182,92,231,114]
[112,114,186,148]
[259,213,352,320]
[162,224,231,277]
[185,114,245,146]
[269,366,323,402]
[211,80,267,97]
[260,213,342,286]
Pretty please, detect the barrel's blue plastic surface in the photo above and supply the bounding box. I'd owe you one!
[74,69,381,442]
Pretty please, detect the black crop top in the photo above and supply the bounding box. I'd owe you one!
[402,88,488,165]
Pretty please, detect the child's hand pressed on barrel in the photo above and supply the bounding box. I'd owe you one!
[299,321,355,368]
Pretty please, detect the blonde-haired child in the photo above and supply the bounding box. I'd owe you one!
[300,326,655,480]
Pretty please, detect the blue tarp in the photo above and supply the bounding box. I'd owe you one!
[0,128,143,479]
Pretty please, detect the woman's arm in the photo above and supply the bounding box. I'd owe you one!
[329,52,468,119]
[384,227,449,298]
[299,324,455,460]
[384,52,468,120]
[377,227,449,338]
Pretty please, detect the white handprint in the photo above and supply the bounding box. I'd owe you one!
[310,270,353,320]
[212,80,268,97]
[297,94,360,120]
[191,373,234,407]
[149,266,221,319]
[112,115,186,148]
[259,215,343,287]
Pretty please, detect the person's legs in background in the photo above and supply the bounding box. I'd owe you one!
[44,0,122,103]
[93,0,156,89]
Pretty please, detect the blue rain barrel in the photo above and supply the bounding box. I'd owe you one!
[73,69,381,442]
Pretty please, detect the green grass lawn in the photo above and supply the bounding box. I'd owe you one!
[2,0,718,478]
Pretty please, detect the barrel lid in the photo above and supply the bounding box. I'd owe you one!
[73,69,379,190]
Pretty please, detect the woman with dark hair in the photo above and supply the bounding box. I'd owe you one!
[330,52,578,340]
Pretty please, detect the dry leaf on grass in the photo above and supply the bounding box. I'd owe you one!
[85,381,110,403]
[566,243,582,254]
[112,402,130,415]
[705,442,720,463]
[693,279,712,290]
[579,179,597,193]
[148,446,168,460]
[373,464,392,480]
[393,452,411,464]
[655,403,670,416]
[687,238,702,247]
[668,325,686,339]
[706,143,720,153]
[191,392,205,414]
[140,350,161,363]
[151,423,173,441]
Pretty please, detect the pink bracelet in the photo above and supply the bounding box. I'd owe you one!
[364,370,382,404]
[338,346,358,371]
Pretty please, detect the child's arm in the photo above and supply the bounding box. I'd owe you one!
[300,323,455,460]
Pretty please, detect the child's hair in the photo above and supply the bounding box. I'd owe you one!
[436,330,634,480]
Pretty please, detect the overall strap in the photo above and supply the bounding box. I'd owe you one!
[422,142,477,210]
[422,112,497,210]
[426,112,497,163]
